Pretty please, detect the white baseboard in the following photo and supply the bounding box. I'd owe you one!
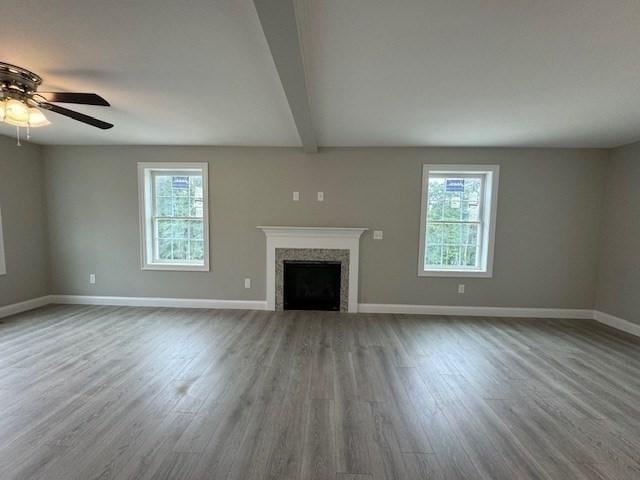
[357,303,594,319]
[50,295,268,311]
[3,295,639,339]
[593,310,640,337]
[0,295,54,319]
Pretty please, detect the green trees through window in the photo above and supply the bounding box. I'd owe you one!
[153,174,205,263]
[424,176,483,269]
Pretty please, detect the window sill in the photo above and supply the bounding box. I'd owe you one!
[419,269,492,278]
[142,263,210,272]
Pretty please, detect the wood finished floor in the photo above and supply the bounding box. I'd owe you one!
[1,305,639,480]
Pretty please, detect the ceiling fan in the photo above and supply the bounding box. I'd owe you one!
[0,62,113,139]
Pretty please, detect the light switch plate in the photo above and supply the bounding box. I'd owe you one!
[317,192,324,201]
[244,278,251,289]
[293,191,300,201]
[373,230,383,240]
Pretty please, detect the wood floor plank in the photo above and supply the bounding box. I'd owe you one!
[301,399,336,480]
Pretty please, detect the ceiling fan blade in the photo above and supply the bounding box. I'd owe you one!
[35,92,110,106]
[39,102,114,130]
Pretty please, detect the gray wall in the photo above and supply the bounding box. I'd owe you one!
[43,146,607,309]
[596,141,640,324]
[0,136,49,306]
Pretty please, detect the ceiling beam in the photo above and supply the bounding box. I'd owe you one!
[253,0,317,153]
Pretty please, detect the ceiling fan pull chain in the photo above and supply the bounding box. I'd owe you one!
[26,123,31,141]
[16,125,21,147]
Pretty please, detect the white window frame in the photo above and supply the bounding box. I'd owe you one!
[138,162,210,272]
[0,206,6,275]
[418,164,499,278]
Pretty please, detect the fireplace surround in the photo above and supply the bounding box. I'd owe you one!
[276,248,349,311]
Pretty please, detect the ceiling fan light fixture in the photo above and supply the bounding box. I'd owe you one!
[27,107,50,127]
[1,62,113,139]
[4,98,30,124]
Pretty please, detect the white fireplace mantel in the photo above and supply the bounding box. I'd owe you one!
[257,226,368,312]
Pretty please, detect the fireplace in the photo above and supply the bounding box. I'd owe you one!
[274,248,349,311]
[257,226,367,312]
[283,261,341,311]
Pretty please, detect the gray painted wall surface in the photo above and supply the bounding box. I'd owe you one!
[596,141,640,324]
[0,136,49,306]
[44,146,607,309]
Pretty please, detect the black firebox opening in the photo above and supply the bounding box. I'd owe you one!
[283,260,341,311]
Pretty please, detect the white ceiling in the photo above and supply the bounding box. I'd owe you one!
[305,0,640,148]
[2,0,640,148]
[0,0,300,146]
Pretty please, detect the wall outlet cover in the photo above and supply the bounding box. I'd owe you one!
[293,192,300,201]
[244,278,251,289]
[373,230,383,240]
[89,274,96,284]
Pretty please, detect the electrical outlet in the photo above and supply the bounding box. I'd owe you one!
[458,284,465,294]
[317,192,324,201]
[89,274,96,285]
[244,278,251,289]
[373,230,383,240]
[293,191,300,201]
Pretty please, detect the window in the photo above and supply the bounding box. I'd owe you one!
[418,164,499,277]
[138,163,209,271]
[0,206,5,275]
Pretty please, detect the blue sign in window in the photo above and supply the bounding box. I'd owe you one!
[445,178,464,192]
[172,176,190,189]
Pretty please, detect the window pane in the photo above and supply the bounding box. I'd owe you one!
[464,247,477,267]
[463,224,479,246]
[191,197,204,217]
[427,178,445,221]
[158,239,172,260]
[174,196,190,217]
[155,176,172,196]
[442,223,463,245]
[440,179,463,221]
[172,220,189,239]
[157,219,172,239]
[427,176,483,222]
[146,167,207,268]
[423,172,486,270]
[426,244,442,267]
[172,240,188,260]
[190,221,203,240]
[461,178,482,221]
[425,220,481,269]
[156,196,173,216]
[154,174,204,219]
[190,240,204,261]
[421,167,496,274]
[191,175,203,198]
[426,223,443,245]
[442,245,460,266]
